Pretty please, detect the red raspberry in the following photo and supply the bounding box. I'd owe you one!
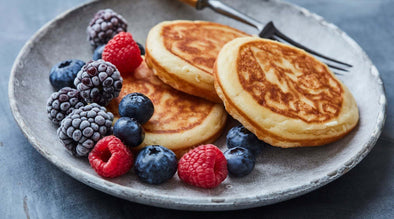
[102,32,142,77]
[88,135,133,178]
[178,144,228,189]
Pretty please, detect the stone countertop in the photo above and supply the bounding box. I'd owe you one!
[1,0,393,218]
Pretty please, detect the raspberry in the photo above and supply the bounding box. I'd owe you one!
[178,144,228,189]
[74,59,123,106]
[102,32,142,77]
[89,136,133,178]
[46,87,85,125]
[57,103,114,157]
[87,9,128,47]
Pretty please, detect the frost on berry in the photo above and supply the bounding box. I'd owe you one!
[87,9,128,47]
[47,87,85,125]
[57,103,114,157]
[74,60,122,106]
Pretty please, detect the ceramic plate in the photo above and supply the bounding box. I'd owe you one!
[9,0,386,211]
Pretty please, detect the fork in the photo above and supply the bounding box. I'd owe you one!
[179,0,352,73]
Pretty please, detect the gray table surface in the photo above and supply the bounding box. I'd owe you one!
[1,0,393,218]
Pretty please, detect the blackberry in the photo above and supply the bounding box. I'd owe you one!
[87,9,128,47]
[57,103,114,157]
[46,87,85,125]
[74,59,123,106]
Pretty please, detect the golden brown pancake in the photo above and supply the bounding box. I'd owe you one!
[214,37,359,147]
[108,59,227,155]
[145,20,249,103]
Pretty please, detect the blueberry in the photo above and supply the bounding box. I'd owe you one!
[137,42,145,55]
[49,59,85,90]
[226,125,266,156]
[118,93,154,124]
[134,145,177,184]
[113,117,145,147]
[224,147,255,177]
[93,44,105,60]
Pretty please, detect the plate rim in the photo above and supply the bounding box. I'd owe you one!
[8,0,387,211]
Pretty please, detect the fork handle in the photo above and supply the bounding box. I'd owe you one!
[178,0,208,9]
[179,0,264,30]
[178,0,199,7]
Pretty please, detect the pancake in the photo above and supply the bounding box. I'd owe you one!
[214,37,359,147]
[145,20,249,103]
[108,59,227,155]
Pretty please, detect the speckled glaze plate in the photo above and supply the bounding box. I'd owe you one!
[9,0,386,211]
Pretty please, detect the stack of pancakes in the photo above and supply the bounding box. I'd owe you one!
[214,37,358,147]
[145,20,249,102]
[108,60,227,156]
[109,20,359,153]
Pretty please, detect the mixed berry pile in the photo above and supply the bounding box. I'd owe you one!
[45,9,268,188]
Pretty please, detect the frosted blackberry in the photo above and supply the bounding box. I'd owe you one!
[57,103,114,157]
[74,59,122,106]
[87,9,127,47]
[46,87,85,125]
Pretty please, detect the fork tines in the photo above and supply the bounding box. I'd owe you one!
[260,22,352,74]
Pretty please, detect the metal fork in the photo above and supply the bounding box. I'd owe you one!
[179,0,352,73]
